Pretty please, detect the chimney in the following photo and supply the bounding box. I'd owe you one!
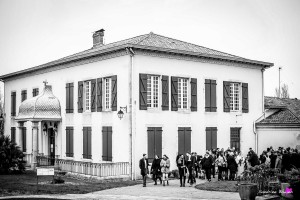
[93,29,105,47]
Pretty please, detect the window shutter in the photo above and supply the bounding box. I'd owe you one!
[97,78,103,112]
[242,83,249,113]
[155,127,162,159]
[139,74,147,110]
[83,127,87,158]
[70,128,74,157]
[223,81,231,112]
[190,78,197,111]
[33,88,39,97]
[22,128,26,152]
[107,127,112,161]
[205,79,211,111]
[178,128,185,155]
[111,75,117,111]
[184,127,191,153]
[171,76,178,111]
[87,127,92,159]
[66,83,74,113]
[78,81,83,113]
[91,79,96,112]
[11,127,16,143]
[102,127,108,161]
[211,128,217,149]
[11,92,16,116]
[66,128,70,157]
[147,127,155,162]
[21,90,27,102]
[161,75,169,110]
[211,80,217,112]
[206,128,212,150]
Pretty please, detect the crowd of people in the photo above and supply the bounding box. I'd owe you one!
[138,146,300,187]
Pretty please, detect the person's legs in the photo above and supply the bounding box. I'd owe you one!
[188,167,193,185]
[143,174,146,186]
[162,173,166,186]
[218,166,222,180]
[206,168,211,181]
[211,165,215,178]
[166,173,169,185]
[224,167,228,180]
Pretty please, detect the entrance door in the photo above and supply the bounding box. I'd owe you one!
[48,128,55,165]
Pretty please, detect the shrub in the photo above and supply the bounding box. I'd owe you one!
[0,135,26,174]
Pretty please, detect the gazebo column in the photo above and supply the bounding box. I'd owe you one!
[31,121,39,170]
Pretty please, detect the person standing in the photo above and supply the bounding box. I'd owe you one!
[151,155,162,185]
[227,151,238,181]
[177,154,187,187]
[202,151,213,182]
[211,150,217,179]
[160,154,170,186]
[186,152,195,186]
[216,152,225,181]
[139,153,149,187]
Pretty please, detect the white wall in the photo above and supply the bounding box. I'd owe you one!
[132,55,264,175]
[257,127,300,154]
[3,55,131,163]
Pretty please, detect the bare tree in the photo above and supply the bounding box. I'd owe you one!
[275,83,290,98]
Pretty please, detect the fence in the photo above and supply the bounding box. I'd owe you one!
[36,156,130,178]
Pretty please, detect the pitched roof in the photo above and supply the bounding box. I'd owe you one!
[258,109,300,124]
[0,32,273,80]
[265,96,300,118]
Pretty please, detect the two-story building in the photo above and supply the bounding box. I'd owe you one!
[0,29,273,179]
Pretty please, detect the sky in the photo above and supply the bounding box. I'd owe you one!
[0,0,299,98]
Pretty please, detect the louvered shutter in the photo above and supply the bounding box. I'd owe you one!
[161,75,169,110]
[139,74,147,110]
[66,128,70,157]
[91,79,96,112]
[11,92,16,116]
[78,81,83,113]
[83,127,87,158]
[171,76,178,111]
[102,127,108,161]
[87,127,92,159]
[211,128,217,149]
[155,127,162,159]
[190,78,197,111]
[147,127,155,162]
[97,78,103,112]
[66,83,74,113]
[205,79,211,111]
[69,128,74,157]
[242,83,249,113]
[185,127,191,153]
[206,128,212,150]
[107,127,112,161]
[223,81,231,112]
[21,90,27,102]
[211,80,217,112]
[178,128,185,155]
[111,75,117,111]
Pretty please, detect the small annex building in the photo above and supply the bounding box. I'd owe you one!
[256,97,300,153]
[0,29,273,179]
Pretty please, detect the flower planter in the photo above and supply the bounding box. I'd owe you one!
[238,183,258,200]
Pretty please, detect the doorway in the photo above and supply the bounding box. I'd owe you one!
[48,128,55,165]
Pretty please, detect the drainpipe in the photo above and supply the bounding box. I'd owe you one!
[127,47,135,180]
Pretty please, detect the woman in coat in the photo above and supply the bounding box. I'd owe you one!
[201,152,213,182]
[227,151,238,181]
[176,154,187,187]
[160,154,170,186]
[151,155,162,185]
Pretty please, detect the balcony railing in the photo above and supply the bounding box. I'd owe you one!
[36,156,130,178]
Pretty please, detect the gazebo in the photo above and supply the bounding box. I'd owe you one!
[15,82,61,169]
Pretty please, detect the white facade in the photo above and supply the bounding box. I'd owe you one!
[1,32,273,179]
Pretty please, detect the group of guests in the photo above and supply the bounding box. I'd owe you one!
[138,146,299,187]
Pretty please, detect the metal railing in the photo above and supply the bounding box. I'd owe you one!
[36,156,130,178]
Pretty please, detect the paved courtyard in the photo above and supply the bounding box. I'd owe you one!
[0,179,240,200]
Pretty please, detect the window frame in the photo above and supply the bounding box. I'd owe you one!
[178,78,189,110]
[104,77,112,111]
[84,81,91,112]
[147,75,160,109]
[230,82,241,112]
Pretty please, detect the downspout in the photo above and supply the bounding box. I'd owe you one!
[254,68,265,154]
[127,47,135,180]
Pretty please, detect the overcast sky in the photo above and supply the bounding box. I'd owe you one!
[0,0,299,98]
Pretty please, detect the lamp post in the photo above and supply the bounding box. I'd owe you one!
[117,106,127,120]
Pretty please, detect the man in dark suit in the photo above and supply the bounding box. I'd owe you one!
[139,153,149,187]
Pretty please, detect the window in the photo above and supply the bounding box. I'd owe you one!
[21,90,27,102]
[102,126,112,161]
[82,127,92,159]
[230,128,240,151]
[66,127,74,157]
[230,83,240,111]
[147,127,162,163]
[84,81,91,111]
[11,91,16,116]
[22,127,26,152]
[66,83,74,113]
[205,79,217,112]
[11,127,16,143]
[178,127,191,155]
[206,127,217,150]
[32,88,39,97]
[147,75,159,108]
[178,78,188,109]
[104,78,111,110]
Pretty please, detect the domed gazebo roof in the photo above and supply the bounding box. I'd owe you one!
[15,84,61,122]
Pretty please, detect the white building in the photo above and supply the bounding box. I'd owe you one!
[0,29,273,179]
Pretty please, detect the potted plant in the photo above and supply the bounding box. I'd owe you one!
[278,168,300,199]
